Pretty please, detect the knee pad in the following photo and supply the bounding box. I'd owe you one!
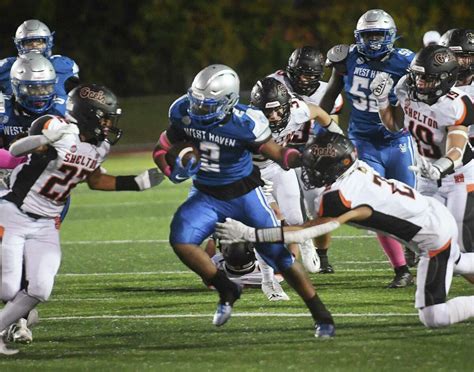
[418,304,451,328]
[27,281,53,302]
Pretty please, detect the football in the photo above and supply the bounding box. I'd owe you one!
[165,141,200,169]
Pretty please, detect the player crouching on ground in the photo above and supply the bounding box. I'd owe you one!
[216,132,474,330]
[206,238,289,301]
[0,84,164,355]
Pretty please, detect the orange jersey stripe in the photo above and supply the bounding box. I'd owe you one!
[428,239,451,258]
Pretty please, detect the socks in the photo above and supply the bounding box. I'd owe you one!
[0,291,40,332]
[209,270,240,305]
[304,294,334,325]
[255,251,274,284]
[377,234,407,268]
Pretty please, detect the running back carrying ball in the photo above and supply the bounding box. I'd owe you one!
[165,141,200,169]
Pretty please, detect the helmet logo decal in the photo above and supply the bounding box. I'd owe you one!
[467,32,474,44]
[433,51,455,65]
[79,87,106,104]
[311,144,337,157]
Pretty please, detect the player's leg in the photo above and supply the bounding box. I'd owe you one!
[358,138,413,288]
[274,168,319,273]
[170,191,241,326]
[239,188,334,337]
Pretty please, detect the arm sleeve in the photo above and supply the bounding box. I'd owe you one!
[9,135,49,156]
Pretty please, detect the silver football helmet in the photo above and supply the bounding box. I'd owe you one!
[14,19,54,57]
[354,9,397,58]
[187,64,239,125]
[10,52,57,114]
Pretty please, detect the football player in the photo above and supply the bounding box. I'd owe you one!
[0,84,164,355]
[207,239,289,301]
[153,64,335,338]
[0,19,80,113]
[216,132,474,330]
[440,28,474,147]
[250,77,343,274]
[267,46,344,273]
[319,9,416,288]
[370,45,474,254]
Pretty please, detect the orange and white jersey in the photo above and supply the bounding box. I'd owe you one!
[456,81,474,142]
[5,116,107,218]
[317,160,455,254]
[395,75,474,163]
[268,70,344,114]
[253,95,311,169]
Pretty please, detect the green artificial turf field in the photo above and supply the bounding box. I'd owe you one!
[1,152,472,371]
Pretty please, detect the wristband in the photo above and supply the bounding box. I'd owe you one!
[115,175,140,191]
[432,157,455,177]
[256,226,284,243]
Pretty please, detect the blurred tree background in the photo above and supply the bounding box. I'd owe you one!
[0,0,470,146]
[1,0,471,96]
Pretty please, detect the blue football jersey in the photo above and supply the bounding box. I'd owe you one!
[0,54,79,107]
[168,95,271,186]
[343,45,414,141]
[0,95,64,148]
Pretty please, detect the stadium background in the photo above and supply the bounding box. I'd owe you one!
[0,0,471,150]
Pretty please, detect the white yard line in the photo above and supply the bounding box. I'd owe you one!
[61,235,376,245]
[42,312,417,321]
[56,268,390,277]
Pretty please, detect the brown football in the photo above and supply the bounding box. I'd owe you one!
[165,142,200,169]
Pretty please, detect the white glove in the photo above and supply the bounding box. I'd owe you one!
[215,218,256,243]
[369,72,393,109]
[134,168,165,190]
[408,156,441,180]
[261,178,273,198]
[42,124,79,143]
[0,169,11,189]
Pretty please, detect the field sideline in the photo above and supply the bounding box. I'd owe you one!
[1,152,472,371]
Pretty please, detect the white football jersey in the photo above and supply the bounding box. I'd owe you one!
[268,70,344,113]
[211,252,263,287]
[253,95,311,169]
[317,160,451,253]
[395,75,473,163]
[6,116,108,218]
[456,81,474,140]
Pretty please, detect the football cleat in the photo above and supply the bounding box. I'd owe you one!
[404,247,419,268]
[6,318,33,344]
[315,323,335,338]
[212,302,233,327]
[0,331,19,355]
[300,241,320,273]
[261,280,290,301]
[387,272,414,289]
[319,255,335,274]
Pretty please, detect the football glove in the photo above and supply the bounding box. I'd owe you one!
[215,218,256,243]
[169,157,200,184]
[369,72,393,109]
[134,168,165,190]
[409,156,453,180]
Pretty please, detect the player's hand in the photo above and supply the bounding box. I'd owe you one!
[408,156,441,180]
[42,124,79,143]
[215,218,256,243]
[370,72,393,108]
[261,178,273,198]
[169,157,201,184]
[134,168,165,190]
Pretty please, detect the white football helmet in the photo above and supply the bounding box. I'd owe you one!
[14,19,54,57]
[187,64,239,125]
[354,9,397,58]
[10,52,57,114]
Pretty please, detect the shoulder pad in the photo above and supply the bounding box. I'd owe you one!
[0,57,15,73]
[326,45,350,66]
[29,115,61,135]
[50,55,77,72]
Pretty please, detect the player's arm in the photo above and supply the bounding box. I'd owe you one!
[307,103,343,134]
[216,206,373,244]
[319,45,348,113]
[258,138,303,169]
[370,73,405,132]
[86,166,164,191]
